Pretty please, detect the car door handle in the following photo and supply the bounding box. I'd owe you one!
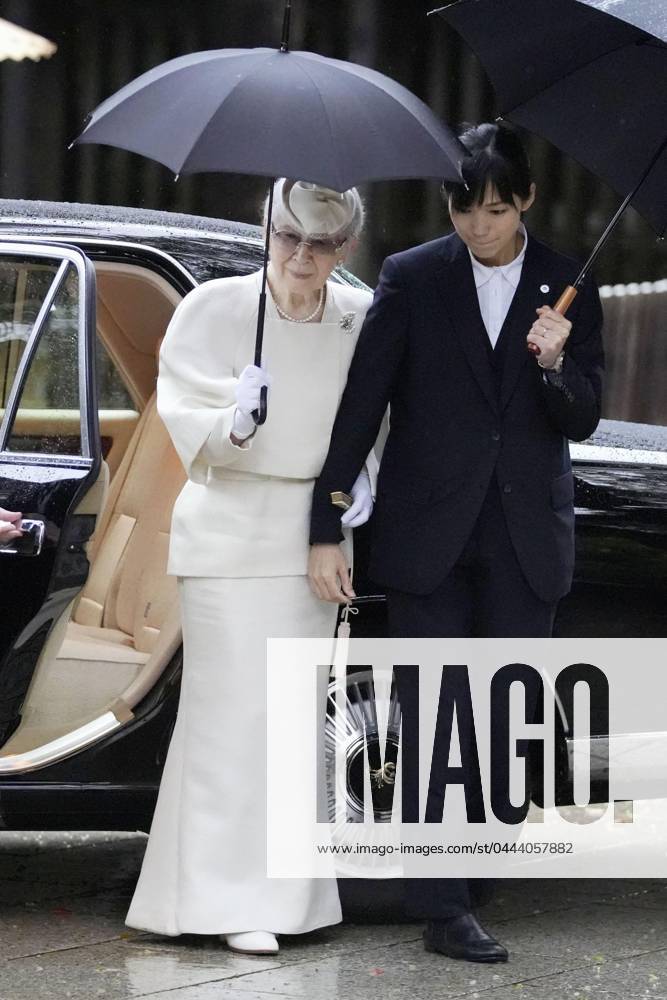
[0,519,45,557]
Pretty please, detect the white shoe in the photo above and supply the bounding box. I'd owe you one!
[223,930,279,955]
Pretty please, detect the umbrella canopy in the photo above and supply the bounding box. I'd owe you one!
[578,0,665,39]
[76,47,466,191]
[433,0,667,237]
[76,15,467,423]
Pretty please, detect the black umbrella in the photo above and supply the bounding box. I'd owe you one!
[432,0,666,320]
[76,1,467,423]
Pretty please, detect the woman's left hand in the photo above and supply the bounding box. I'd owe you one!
[341,468,373,528]
[527,305,572,369]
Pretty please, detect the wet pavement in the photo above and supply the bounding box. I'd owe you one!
[1,832,667,999]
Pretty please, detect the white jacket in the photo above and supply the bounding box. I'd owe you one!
[158,270,374,577]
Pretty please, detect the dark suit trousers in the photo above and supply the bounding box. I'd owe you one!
[387,478,557,919]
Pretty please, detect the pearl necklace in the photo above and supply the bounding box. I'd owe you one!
[273,286,324,323]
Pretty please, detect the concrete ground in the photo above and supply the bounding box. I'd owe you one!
[0,832,666,1000]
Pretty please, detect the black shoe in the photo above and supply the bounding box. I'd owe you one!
[423,913,508,963]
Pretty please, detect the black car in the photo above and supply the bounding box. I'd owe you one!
[0,200,664,832]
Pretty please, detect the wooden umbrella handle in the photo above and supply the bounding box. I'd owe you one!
[527,284,578,355]
[554,285,578,315]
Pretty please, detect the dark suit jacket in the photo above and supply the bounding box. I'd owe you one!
[310,232,604,603]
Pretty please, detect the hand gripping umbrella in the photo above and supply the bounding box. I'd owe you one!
[432,0,666,346]
[75,0,468,423]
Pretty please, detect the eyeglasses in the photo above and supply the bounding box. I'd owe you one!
[270,226,346,257]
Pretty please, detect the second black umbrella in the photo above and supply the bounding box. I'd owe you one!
[433,0,666,320]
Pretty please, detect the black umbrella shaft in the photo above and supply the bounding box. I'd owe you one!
[281,0,292,52]
[574,132,667,288]
[573,189,636,289]
[255,179,274,366]
[252,179,275,426]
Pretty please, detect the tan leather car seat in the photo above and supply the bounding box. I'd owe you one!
[56,391,186,690]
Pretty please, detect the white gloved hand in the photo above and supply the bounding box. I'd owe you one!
[232,364,273,440]
[341,467,374,528]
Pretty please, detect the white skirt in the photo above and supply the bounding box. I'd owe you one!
[125,576,341,936]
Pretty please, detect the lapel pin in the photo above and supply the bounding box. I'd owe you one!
[540,284,550,294]
[339,311,356,333]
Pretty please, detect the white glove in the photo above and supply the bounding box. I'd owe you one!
[232,364,273,439]
[341,467,374,528]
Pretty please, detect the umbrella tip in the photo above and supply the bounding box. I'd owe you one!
[280,0,292,52]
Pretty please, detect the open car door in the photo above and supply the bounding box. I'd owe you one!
[0,242,100,748]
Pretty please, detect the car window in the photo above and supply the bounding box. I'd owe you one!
[4,262,82,455]
[0,259,61,405]
[0,255,135,458]
[6,263,81,455]
[95,336,135,410]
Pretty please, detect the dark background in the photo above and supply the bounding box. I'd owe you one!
[0,0,664,288]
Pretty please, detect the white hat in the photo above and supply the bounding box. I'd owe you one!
[272,179,363,239]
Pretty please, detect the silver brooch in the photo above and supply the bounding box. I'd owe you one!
[339,311,356,333]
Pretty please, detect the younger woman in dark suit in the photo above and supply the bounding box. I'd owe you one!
[309,121,605,963]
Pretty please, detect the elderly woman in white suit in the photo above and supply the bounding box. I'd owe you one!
[125,180,374,955]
